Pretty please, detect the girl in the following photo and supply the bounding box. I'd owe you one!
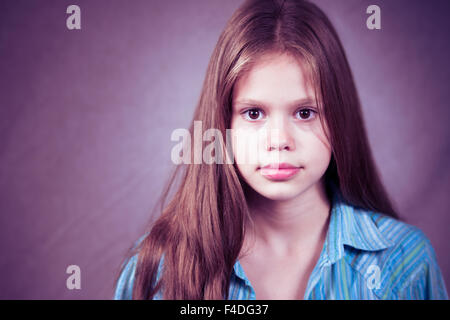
[114,0,447,299]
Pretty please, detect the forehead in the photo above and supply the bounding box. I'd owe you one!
[232,52,316,107]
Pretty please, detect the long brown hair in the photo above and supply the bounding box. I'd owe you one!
[120,0,399,300]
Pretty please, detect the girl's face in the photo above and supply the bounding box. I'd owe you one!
[230,52,332,201]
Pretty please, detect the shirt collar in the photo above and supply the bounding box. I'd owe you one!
[233,257,253,287]
[325,183,394,264]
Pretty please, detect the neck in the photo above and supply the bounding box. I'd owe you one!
[243,180,331,257]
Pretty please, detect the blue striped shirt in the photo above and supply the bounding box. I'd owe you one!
[114,188,448,300]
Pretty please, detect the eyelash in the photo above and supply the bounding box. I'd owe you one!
[241,107,317,122]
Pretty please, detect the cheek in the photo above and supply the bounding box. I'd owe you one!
[232,136,257,169]
[309,120,332,157]
[229,123,260,181]
[307,137,332,169]
[230,123,262,166]
[316,118,332,151]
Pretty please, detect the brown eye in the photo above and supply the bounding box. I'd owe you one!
[296,108,316,120]
[243,108,264,121]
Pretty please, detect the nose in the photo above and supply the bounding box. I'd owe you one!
[266,115,295,151]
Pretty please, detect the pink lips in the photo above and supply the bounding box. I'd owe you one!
[259,163,301,181]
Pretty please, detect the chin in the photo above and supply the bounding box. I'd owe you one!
[254,184,303,201]
[265,194,297,201]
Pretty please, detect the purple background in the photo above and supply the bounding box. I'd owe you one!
[0,0,449,299]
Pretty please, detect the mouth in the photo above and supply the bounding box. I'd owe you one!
[258,163,302,181]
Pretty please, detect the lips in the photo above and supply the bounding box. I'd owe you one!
[261,162,298,169]
[259,162,301,180]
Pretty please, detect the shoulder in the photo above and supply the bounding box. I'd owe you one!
[113,234,147,300]
[355,211,448,299]
[371,211,431,257]
[370,212,437,269]
[114,252,138,300]
[113,233,165,300]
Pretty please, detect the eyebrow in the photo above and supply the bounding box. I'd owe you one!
[234,97,317,108]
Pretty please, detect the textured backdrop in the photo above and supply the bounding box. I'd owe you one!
[0,0,449,299]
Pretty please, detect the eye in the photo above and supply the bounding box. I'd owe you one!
[295,108,317,121]
[242,108,264,121]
